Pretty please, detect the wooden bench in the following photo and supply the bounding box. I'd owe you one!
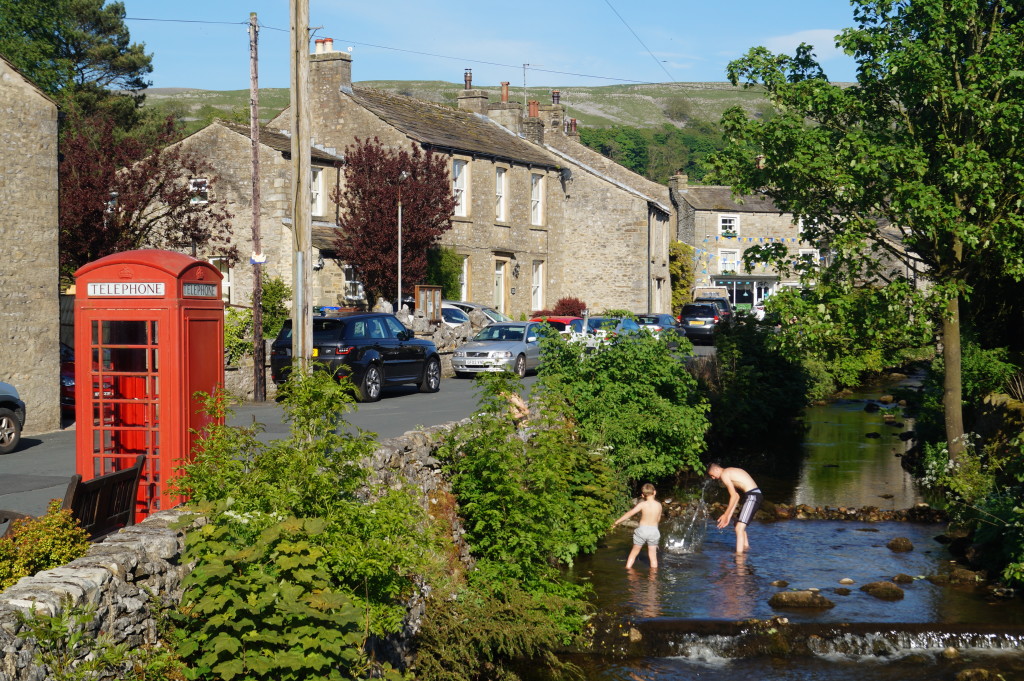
[1,454,146,540]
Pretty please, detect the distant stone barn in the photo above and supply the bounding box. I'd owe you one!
[0,55,61,434]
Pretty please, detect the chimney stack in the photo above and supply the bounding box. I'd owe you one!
[551,90,560,105]
[501,82,509,102]
[310,38,352,94]
[458,70,489,114]
[464,69,472,89]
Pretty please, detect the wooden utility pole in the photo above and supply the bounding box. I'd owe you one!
[249,12,266,401]
[289,0,312,371]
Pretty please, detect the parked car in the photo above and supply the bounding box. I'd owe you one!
[636,313,687,337]
[440,303,471,328]
[452,322,543,378]
[60,342,75,411]
[583,316,642,338]
[530,315,584,339]
[0,381,26,454]
[270,313,441,402]
[443,300,512,325]
[694,297,733,324]
[678,303,720,344]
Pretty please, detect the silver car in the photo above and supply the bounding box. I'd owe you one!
[0,381,26,454]
[452,322,542,377]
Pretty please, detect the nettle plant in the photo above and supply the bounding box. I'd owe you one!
[173,371,434,680]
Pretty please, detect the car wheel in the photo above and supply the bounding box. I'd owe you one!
[419,357,441,393]
[0,408,21,454]
[359,364,383,403]
[514,354,526,378]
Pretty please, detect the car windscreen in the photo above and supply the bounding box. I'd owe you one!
[538,321,568,331]
[637,315,660,325]
[277,319,348,341]
[586,318,618,331]
[473,325,525,342]
[681,305,715,317]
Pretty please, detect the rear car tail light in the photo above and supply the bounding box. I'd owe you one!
[330,346,355,355]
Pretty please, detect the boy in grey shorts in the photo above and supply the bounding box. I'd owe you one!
[613,483,663,569]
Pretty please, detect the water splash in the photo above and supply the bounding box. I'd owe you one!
[665,480,712,554]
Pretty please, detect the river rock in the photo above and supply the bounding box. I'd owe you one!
[864,402,881,413]
[892,573,914,584]
[833,588,852,596]
[860,581,905,600]
[879,394,895,404]
[927,573,951,586]
[771,580,789,587]
[887,537,914,552]
[949,567,983,583]
[956,668,999,680]
[769,590,836,609]
[838,578,855,585]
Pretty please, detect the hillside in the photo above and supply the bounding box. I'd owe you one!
[142,80,773,132]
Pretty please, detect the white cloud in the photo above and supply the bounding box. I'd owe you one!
[762,29,843,62]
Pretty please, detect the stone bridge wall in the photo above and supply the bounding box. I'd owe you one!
[0,422,464,680]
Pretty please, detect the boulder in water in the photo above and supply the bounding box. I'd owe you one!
[771,580,789,587]
[956,669,999,681]
[860,581,905,600]
[833,587,852,596]
[768,590,835,609]
[887,536,914,552]
[838,578,855,585]
[892,573,914,584]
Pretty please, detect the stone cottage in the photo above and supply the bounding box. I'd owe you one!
[166,120,346,311]
[266,41,672,318]
[0,55,61,433]
[669,174,817,308]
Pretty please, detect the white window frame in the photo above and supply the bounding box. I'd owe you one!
[530,173,545,226]
[311,167,324,216]
[459,255,470,300]
[718,214,739,236]
[495,167,507,222]
[209,256,232,303]
[189,178,209,205]
[453,159,468,217]
[718,248,740,273]
[531,260,544,311]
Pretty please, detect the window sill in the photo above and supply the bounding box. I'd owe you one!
[451,215,473,224]
[494,221,510,228]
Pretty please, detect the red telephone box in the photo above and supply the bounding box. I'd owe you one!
[74,249,224,520]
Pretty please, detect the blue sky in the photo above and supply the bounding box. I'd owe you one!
[122,0,862,90]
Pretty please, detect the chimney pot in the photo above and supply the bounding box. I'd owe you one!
[464,69,472,89]
[552,90,560,105]
[528,100,539,117]
[501,81,509,103]
[323,38,334,52]
[570,118,577,133]
[315,38,325,54]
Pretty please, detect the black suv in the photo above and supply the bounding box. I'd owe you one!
[270,313,441,402]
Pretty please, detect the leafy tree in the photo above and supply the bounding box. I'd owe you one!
[710,0,1024,459]
[331,138,457,302]
[0,0,70,94]
[58,108,236,279]
[425,245,463,300]
[669,240,696,314]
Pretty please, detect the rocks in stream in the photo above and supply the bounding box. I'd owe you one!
[687,500,947,523]
[887,536,914,552]
[769,590,836,609]
[860,581,906,600]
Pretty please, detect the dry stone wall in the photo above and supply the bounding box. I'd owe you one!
[0,423,466,679]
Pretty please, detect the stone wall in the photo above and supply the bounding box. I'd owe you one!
[0,423,466,679]
[0,58,61,434]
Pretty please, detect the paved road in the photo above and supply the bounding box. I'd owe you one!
[0,342,714,517]
[0,375,534,517]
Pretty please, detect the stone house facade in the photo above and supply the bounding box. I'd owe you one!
[669,174,816,308]
[0,55,61,433]
[266,44,672,318]
[166,121,346,312]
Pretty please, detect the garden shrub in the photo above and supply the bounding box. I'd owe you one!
[552,297,586,316]
[0,500,90,591]
[174,371,435,678]
[537,328,709,482]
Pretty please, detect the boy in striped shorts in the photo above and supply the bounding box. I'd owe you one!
[709,463,762,554]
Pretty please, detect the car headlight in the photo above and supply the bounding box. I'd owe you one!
[492,351,513,359]
[454,350,465,358]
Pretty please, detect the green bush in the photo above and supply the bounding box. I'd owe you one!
[426,246,463,300]
[537,329,709,482]
[0,500,90,591]
[175,371,434,678]
[222,275,292,364]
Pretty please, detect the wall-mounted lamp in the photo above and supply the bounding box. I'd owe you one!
[313,251,325,271]
[512,263,521,279]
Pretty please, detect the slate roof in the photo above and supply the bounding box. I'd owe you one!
[218,120,342,164]
[352,87,559,169]
[676,185,782,213]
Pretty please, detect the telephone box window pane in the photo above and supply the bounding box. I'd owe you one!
[101,320,148,346]
[151,349,159,373]
[108,347,148,373]
[150,321,159,343]
[91,320,98,344]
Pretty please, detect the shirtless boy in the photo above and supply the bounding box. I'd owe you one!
[708,464,763,554]
[613,483,663,569]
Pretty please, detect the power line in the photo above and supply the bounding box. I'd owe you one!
[124,15,670,86]
[600,0,677,83]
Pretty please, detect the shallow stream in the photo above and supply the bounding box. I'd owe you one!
[567,378,1024,680]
